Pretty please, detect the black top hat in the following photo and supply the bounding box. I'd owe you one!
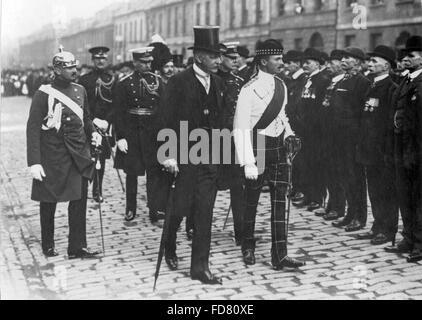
[303,48,324,64]
[329,49,344,61]
[368,45,397,66]
[342,47,365,61]
[89,46,110,59]
[320,52,329,63]
[188,26,221,54]
[403,35,422,52]
[237,45,250,58]
[255,39,284,56]
[284,50,303,63]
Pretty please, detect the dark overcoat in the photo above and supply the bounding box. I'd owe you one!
[26,80,95,203]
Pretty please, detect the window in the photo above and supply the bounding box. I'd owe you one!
[314,0,324,11]
[345,35,356,47]
[256,0,262,24]
[196,3,201,25]
[159,13,162,34]
[371,0,384,5]
[294,38,303,51]
[395,31,411,49]
[205,1,211,25]
[130,21,133,42]
[278,0,286,16]
[309,32,324,51]
[370,33,383,50]
[167,8,172,37]
[216,0,221,25]
[183,4,187,34]
[175,7,179,36]
[140,19,143,41]
[241,0,248,26]
[134,20,138,42]
[230,0,235,29]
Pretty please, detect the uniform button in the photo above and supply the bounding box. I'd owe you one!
[131,83,134,86]
[133,91,136,93]
[74,89,77,92]
[66,117,71,121]
[77,96,80,99]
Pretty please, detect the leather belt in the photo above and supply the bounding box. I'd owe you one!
[128,108,153,116]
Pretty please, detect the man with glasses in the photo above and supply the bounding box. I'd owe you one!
[113,47,165,224]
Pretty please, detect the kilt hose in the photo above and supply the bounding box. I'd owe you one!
[242,134,290,265]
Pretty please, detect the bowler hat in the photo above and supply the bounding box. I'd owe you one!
[89,46,110,59]
[188,26,221,54]
[403,35,422,52]
[368,45,397,66]
[303,48,324,64]
[342,47,365,61]
[237,45,250,58]
[329,49,344,61]
[284,50,303,63]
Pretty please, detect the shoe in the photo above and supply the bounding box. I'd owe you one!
[323,211,342,221]
[93,194,104,203]
[165,254,178,270]
[307,202,321,212]
[43,248,59,257]
[125,210,136,222]
[150,211,165,223]
[292,199,308,208]
[356,230,376,240]
[191,271,223,285]
[186,229,194,241]
[68,248,101,260]
[314,208,327,217]
[332,217,352,228]
[371,233,393,245]
[345,220,365,232]
[292,192,305,202]
[407,249,422,263]
[273,256,306,270]
[385,240,413,254]
[242,249,256,266]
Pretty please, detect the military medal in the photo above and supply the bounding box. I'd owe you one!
[204,109,210,115]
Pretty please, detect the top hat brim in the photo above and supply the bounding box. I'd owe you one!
[403,46,422,52]
[188,46,221,54]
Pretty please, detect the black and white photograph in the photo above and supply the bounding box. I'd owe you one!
[1,0,422,304]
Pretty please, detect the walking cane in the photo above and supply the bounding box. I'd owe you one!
[93,144,106,256]
[154,173,177,292]
[223,203,232,230]
[285,138,301,238]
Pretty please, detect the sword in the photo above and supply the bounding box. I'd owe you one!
[92,144,106,256]
[223,203,232,230]
[285,137,301,238]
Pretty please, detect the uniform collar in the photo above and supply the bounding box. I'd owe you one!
[373,73,389,83]
[258,69,275,81]
[409,68,422,81]
[292,69,305,80]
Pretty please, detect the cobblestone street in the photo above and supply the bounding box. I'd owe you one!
[1,96,422,300]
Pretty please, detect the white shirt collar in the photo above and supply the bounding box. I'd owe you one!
[193,63,210,79]
[373,74,389,83]
[409,68,422,80]
[401,70,410,77]
[292,69,305,80]
[309,69,320,78]
[332,73,345,83]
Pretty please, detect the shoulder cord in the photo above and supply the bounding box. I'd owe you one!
[140,76,160,96]
[95,76,115,103]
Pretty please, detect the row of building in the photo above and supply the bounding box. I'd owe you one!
[17,0,422,68]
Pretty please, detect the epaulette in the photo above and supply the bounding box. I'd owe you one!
[243,75,258,89]
[145,71,161,80]
[274,75,285,83]
[119,72,134,83]
[71,82,85,90]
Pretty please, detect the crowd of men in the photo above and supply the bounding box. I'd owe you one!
[24,25,422,286]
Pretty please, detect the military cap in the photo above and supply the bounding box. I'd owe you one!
[89,46,110,59]
[303,48,324,64]
[52,46,79,68]
[255,39,284,56]
[237,45,250,58]
[403,35,422,52]
[368,45,397,66]
[129,47,154,61]
[222,42,240,57]
[342,47,366,61]
[189,26,221,54]
[283,50,303,63]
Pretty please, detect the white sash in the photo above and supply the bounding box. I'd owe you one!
[39,85,84,122]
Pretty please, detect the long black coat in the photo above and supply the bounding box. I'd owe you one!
[285,71,308,136]
[356,76,398,166]
[26,80,95,203]
[156,67,225,216]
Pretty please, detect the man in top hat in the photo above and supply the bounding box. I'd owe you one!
[26,47,102,259]
[113,47,166,224]
[216,41,247,246]
[157,26,225,285]
[79,46,117,203]
[385,36,422,262]
[283,50,307,204]
[331,47,371,232]
[233,39,305,270]
[355,45,399,245]
[295,48,331,212]
[317,49,347,222]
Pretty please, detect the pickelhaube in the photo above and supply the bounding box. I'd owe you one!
[52,45,79,68]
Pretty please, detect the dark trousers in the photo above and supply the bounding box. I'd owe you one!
[325,147,346,215]
[396,163,422,249]
[92,157,106,197]
[242,136,289,265]
[366,164,399,237]
[165,164,218,275]
[230,183,245,242]
[40,178,88,254]
[292,149,306,195]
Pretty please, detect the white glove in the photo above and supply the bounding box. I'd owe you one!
[30,164,46,181]
[93,118,109,132]
[117,139,128,153]
[92,132,102,147]
[245,164,259,181]
[163,159,179,175]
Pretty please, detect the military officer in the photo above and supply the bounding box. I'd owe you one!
[331,47,371,232]
[26,47,102,259]
[234,39,305,270]
[216,42,246,246]
[385,36,422,262]
[113,47,166,223]
[79,46,117,203]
